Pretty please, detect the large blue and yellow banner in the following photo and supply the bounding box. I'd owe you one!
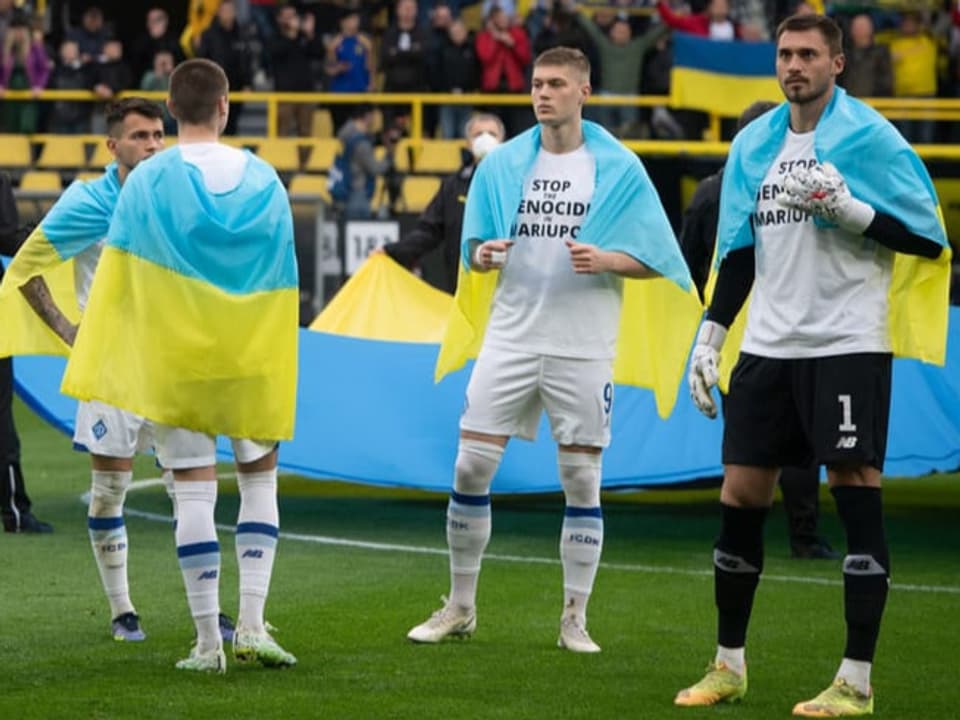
[670,34,782,117]
[11,255,960,491]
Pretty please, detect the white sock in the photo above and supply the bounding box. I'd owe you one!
[175,480,221,653]
[558,451,603,621]
[447,439,501,609]
[87,470,134,618]
[236,469,279,634]
[715,645,746,676]
[837,658,872,695]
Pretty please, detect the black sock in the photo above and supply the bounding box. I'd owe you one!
[714,503,767,648]
[831,486,890,662]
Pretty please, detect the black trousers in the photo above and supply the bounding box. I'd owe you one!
[0,356,31,521]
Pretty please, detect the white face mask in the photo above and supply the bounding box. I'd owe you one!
[470,131,501,160]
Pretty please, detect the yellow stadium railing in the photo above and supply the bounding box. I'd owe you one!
[5,89,960,158]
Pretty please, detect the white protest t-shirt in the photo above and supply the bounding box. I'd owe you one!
[741,129,893,358]
[74,241,104,311]
[483,145,623,360]
[179,142,247,193]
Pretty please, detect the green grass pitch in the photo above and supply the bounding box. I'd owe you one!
[2,398,958,719]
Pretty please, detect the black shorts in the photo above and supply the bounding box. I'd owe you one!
[722,352,892,471]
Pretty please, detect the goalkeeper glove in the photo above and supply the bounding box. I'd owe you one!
[778,162,875,234]
[688,320,726,419]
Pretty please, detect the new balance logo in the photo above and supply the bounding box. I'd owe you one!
[835,436,858,449]
[242,549,264,559]
[197,570,219,580]
[92,419,108,440]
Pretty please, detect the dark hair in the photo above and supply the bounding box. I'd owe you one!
[168,58,229,125]
[350,103,375,119]
[533,46,591,80]
[105,97,164,135]
[776,13,843,56]
[736,100,777,132]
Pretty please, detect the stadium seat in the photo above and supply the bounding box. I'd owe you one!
[19,170,63,191]
[415,140,465,173]
[35,136,88,170]
[312,108,334,138]
[87,140,112,169]
[288,173,331,204]
[304,138,340,173]
[0,134,32,170]
[400,175,441,213]
[17,170,62,218]
[253,139,303,173]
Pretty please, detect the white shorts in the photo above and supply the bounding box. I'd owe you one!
[154,425,277,470]
[73,400,154,458]
[461,347,614,447]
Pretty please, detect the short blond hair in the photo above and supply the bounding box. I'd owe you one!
[533,46,590,81]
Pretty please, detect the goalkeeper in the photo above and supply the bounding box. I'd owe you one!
[675,13,948,718]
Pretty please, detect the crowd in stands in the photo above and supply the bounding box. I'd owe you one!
[0,0,959,142]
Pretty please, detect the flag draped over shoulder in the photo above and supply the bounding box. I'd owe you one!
[0,166,120,358]
[715,87,951,385]
[670,34,782,117]
[61,147,299,440]
[435,120,703,418]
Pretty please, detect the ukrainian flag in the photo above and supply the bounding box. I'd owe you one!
[670,34,782,117]
[0,166,120,358]
[715,87,951,385]
[61,147,299,441]
[435,121,703,419]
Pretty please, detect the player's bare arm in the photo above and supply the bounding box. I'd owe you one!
[564,240,658,278]
[20,276,78,346]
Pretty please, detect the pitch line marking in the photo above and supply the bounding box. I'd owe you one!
[92,478,960,597]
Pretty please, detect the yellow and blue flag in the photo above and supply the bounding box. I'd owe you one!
[436,120,703,418]
[670,34,782,118]
[0,165,120,358]
[716,86,951,381]
[61,147,299,440]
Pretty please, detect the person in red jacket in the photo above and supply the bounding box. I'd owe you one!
[657,0,739,40]
[476,5,531,92]
[476,5,532,135]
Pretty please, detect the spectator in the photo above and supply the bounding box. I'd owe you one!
[573,9,669,137]
[325,9,374,132]
[270,4,322,137]
[382,112,505,291]
[335,103,397,220]
[425,2,456,136]
[198,0,254,136]
[93,40,132,100]
[0,15,50,134]
[889,11,938,144]
[436,19,479,139]
[130,8,185,85]
[657,0,739,40]
[67,6,110,64]
[838,14,893,98]
[476,5,531,135]
[0,0,15,51]
[380,0,431,130]
[49,39,94,134]
[528,4,599,87]
[140,50,177,134]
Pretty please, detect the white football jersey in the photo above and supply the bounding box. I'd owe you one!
[741,129,893,358]
[484,145,622,360]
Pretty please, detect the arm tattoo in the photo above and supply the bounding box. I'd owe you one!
[19,276,77,346]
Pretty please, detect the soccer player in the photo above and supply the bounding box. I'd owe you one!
[677,14,948,717]
[62,58,299,675]
[407,47,698,653]
[6,98,234,642]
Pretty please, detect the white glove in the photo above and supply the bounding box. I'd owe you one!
[688,321,727,419]
[777,162,875,234]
